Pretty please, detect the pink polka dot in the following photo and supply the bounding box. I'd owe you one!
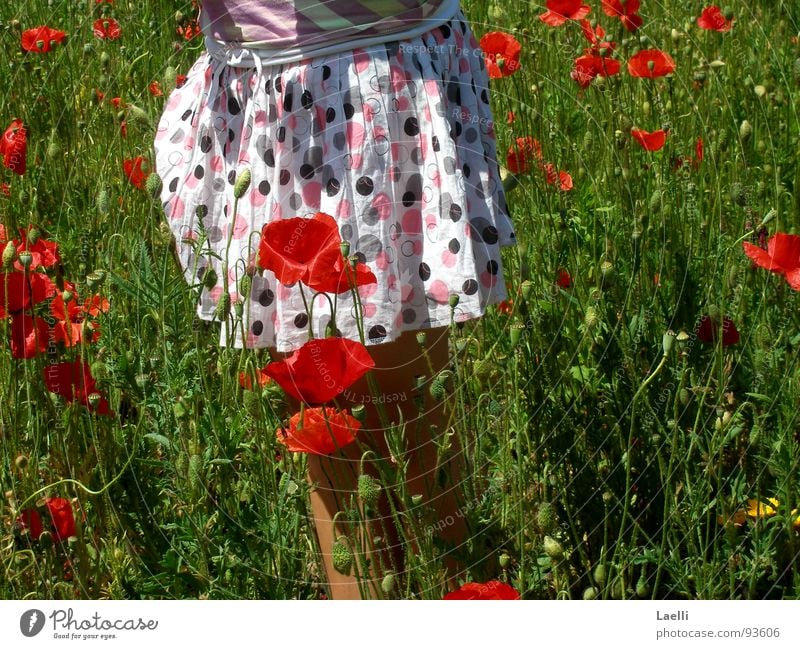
[288,114,297,130]
[231,215,249,239]
[183,136,195,150]
[363,303,377,318]
[210,155,224,172]
[424,79,439,96]
[166,93,182,111]
[302,181,322,209]
[315,105,327,130]
[390,65,406,94]
[168,195,185,220]
[394,312,405,328]
[460,58,470,74]
[431,170,441,187]
[373,124,386,139]
[336,199,351,218]
[401,284,414,301]
[372,193,393,220]
[412,240,423,255]
[350,154,363,170]
[388,274,397,290]
[375,250,389,270]
[396,96,410,111]
[358,282,377,298]
[278,284,293,300]
[210,286,223,300]
[353,49,370,73]
[428,279,449,304]
[481,271,498,288]
[423,105,431,122]
[425,213,438,228]
[440,250,457,268]
[183,173,199,190]
[402,209,422,235]
[250,189,266,208]
[346,122,365,150]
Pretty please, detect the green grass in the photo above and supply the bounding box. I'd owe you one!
[1,0,799,599]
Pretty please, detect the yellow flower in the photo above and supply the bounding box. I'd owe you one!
[745,497,780,519]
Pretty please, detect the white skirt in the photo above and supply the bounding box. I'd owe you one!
[154,11,516,352]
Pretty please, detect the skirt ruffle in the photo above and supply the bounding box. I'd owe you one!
[154,11,516,352]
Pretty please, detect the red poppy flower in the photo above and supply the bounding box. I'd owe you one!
[673,137,704,170]
[602,0,643,32]
[123,156,150,191]
[148,81,164,97]
[17,509,44,541]
[742,232,800,290]
[276,407,360,455]
[1,119,27,176]
[264,337,375,405]
[443,580,521,600]
[628,49,676,78]
[176,74,188,88]
[176,19,202,41]
[258,212,344,288]
[93,18,122,40]
[539,0,591,27]
[306,254,377,295]
[50,289,108,347]
[11,226,61,270]
[543,164,573,191]
[571,54,621,89]
[43,359,112,415]
[21,26,67,53]
[479,32,522,79]
[696,315,740,346]
[45,497,76,541]
[697,6,733,32]
[109,97,125,109]
[556,269,572,288]
[631,128,668,151]
[9,313,50,359]
[506,137,543,175]
[239,368,273,390]
[496,299,513,315]
[580,20,615,54]
[0,272,57,317]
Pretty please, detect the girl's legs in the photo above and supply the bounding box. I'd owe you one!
[273,326,468,599]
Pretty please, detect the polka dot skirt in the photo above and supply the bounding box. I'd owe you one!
[154,11,516,353]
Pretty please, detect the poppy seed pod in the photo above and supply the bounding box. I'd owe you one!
[499,553,511,568]
[339,240,350,258]
[415,331,426,345]
[662,329,676,355]
[583,586,599,600]
[18,251,33,269]
[351,404,367,422]
[233,168,251,199]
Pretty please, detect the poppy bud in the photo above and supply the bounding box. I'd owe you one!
[145,172,163,199]
[233,168,251,199]
[600,260,614,282]
[86,270,106,290]
[2,241,17,268]
[39,530,54,549]
[215,292,231,319]
[15,454,28,470]
[583,586,598,600]
[127,104,150,125]
[593,563,607,586]
[758,208,776,228]
[238,274,252,299]
[234,300,243,318]
[647,60,656,72]
[415,331,426,345]
[722,6,734,20]
[679,388,690,405]
[739,119,752,142]
[351,404,367,422]
[357,474,381,508]
[499,553,511,568]
[381,571,396,594]
[332,537,353,575]
[429,378,445,401]
[411,494,423,506]
[543,535,564,561]
[671,28,681,42]
[18,251,33,269]
[100,51,111,67]
[163,66,178,93]
[473,358,492,383]
[202,268,218,290]
[96,188,110,215]
[536,503,557,533]
[584,306,599,330]
[642,101,651,117]
[753,85,766,98]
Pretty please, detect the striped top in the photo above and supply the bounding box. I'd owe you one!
[200,0,460,65]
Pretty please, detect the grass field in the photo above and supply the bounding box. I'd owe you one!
[1,0,799,599]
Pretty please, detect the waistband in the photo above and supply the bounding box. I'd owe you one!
[204,0,461,68]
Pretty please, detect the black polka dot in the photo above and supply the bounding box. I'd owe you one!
[299,164,315,179]
[402,309,416,324]
[481,89,489,104]
[448,239,460,253]
[419,263,431,280]
[462,163,471,178]
[368,325,387,340]
[258,289,274,306]
[258,180,271,196]
[439,24,451,39]
[263,148,275,167]
[276,126,286,143]
[168,177,178,192]
[326,178,340,196]
[482,226,499,244]
[283,92,293,112]
[181,109,192,121]
[322,65,331,80]
[487,260,499,275]
[402,191,416,207]
[264,77,272,92]
[462,279,478,295]
[404,117,420,136]
[450,204,463,221]
[228,96,241,115]
[194,165,204,179]
[432,135,440,152]
[228,128,235,142]
[301,90,313,109]
[252,320,264,336]
[200,135,212,153]
[326,107,336,123]
[344,103,355,120]
[294,313,308,328]
[356,176,374,195]
[275,76,282,93]
[279,169,291,185]
[227,170,236,185]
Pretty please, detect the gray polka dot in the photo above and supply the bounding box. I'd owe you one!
[333,132,346,150]
[170,128,185,144]
[305,145,323,169]
[410,147,423,164]
[207,226,224,243]
[401,240,415,256]
[289,192,302,209]
[340,223,353,240]
[464,128,478,144]
[402,308,417,324]
[373,135,389,156]
[443,157,456,174]
[213,178,226,192]
[356,234,382,261]
[361,206,380,226]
